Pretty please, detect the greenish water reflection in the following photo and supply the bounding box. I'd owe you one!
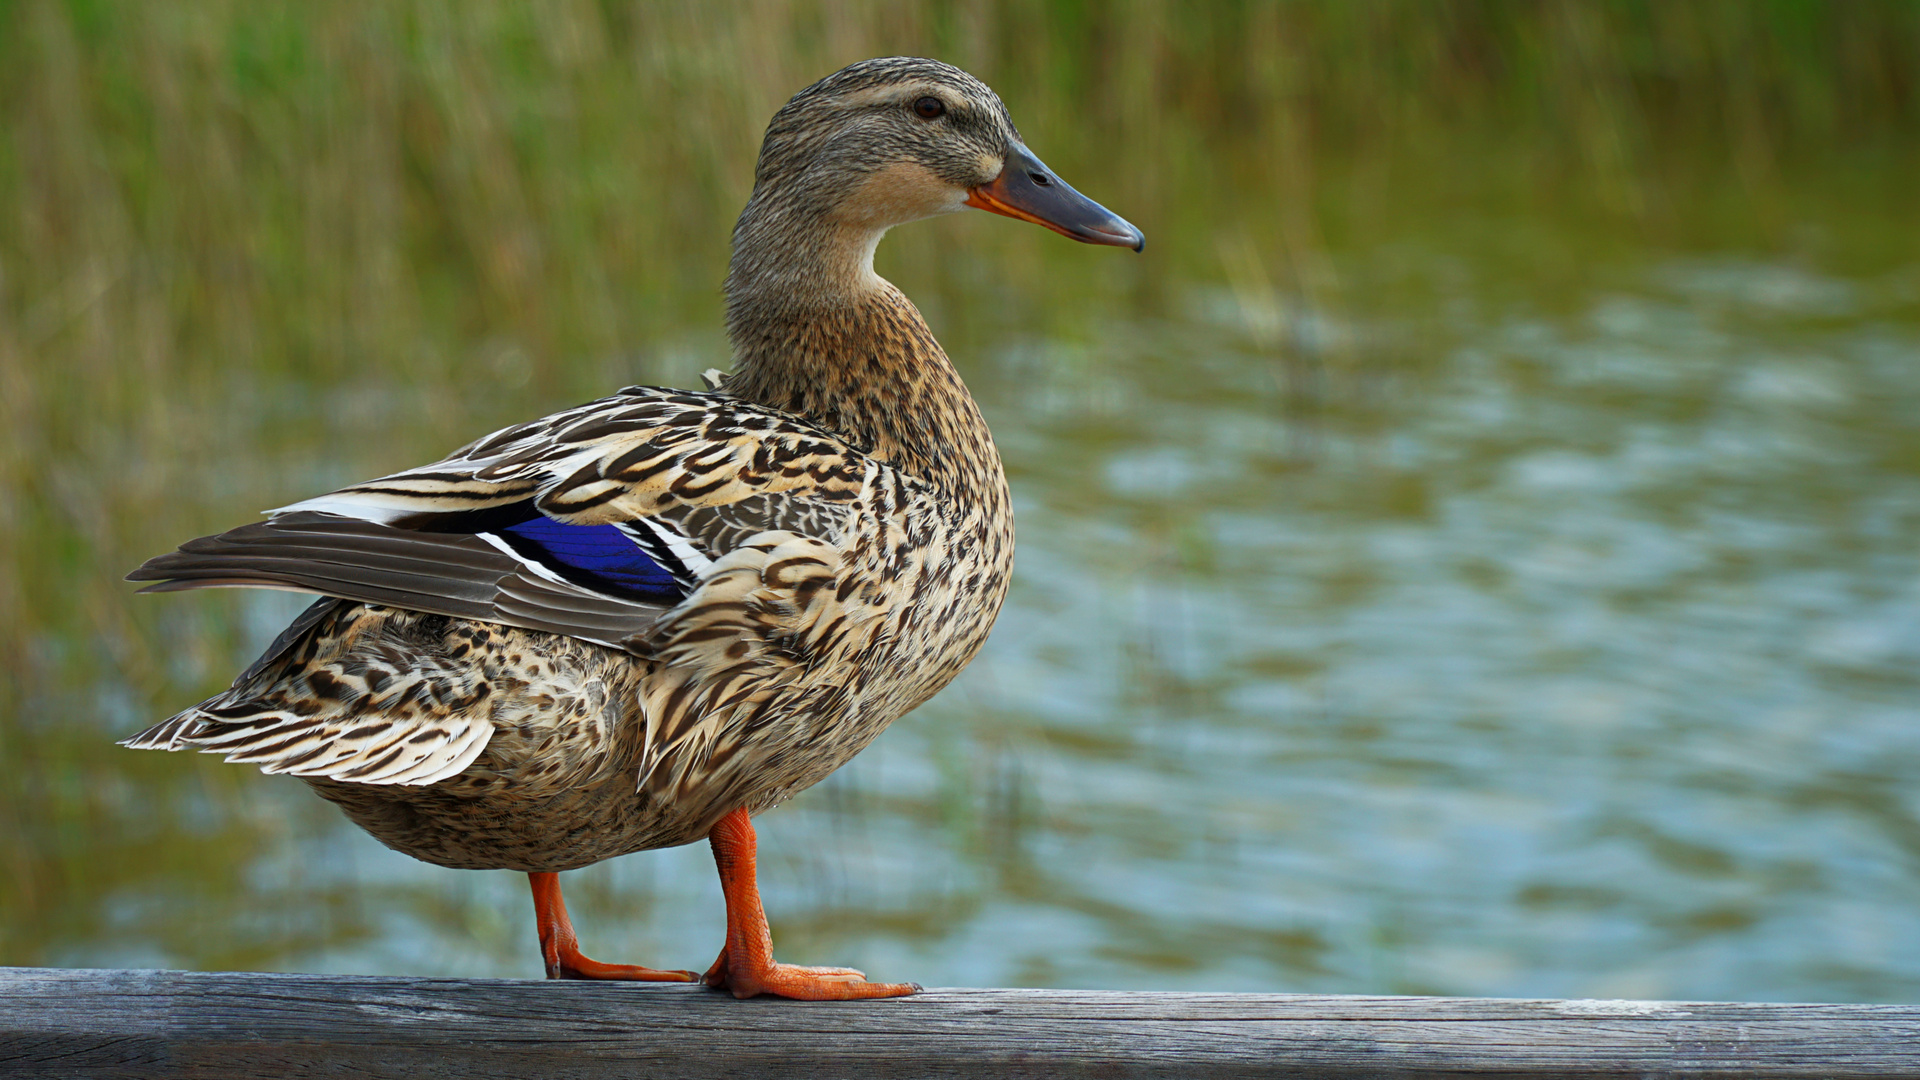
[3,3,1917,1002]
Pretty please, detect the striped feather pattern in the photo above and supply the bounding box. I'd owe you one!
[123,605,500,786]
[281,389,868,529]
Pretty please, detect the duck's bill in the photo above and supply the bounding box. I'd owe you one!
[967,142,1144,252]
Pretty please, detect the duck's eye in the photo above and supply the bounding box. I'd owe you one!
[912,96,946,120]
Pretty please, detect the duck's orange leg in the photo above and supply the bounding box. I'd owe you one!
[527,871,697,982]
[702,807,920,1000]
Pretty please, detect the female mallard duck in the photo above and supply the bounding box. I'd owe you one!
[123,57,1140,1000]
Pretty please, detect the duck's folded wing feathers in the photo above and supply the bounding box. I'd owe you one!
[127,389,869,654]
[127,511,671,649]
[278,389,866,530]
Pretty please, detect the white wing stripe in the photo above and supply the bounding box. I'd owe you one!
[619,519,714,581]
[473,532,588,590]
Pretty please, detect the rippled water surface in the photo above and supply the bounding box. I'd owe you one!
[4,5,1918,1003]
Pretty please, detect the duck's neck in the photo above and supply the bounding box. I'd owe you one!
[722,210,1002,498]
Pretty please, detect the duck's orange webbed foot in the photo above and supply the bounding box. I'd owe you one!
[528,871,698,982]
[704,809,921,1000]
[702,943,900,1000]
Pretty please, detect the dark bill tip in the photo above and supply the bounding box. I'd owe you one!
[966,142,1143,253]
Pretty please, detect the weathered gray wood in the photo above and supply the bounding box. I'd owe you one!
[0,967,1914,1079]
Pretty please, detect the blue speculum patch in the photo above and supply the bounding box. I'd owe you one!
[495,516,684,601]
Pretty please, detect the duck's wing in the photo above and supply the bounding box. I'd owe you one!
[123,387,879,786]
[128,387,871,654]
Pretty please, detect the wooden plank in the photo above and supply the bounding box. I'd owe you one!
[0,967,1915,1079]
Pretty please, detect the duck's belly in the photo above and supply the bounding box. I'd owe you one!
[305,767,681,872]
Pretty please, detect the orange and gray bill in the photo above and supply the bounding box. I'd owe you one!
[967,142,1144,252]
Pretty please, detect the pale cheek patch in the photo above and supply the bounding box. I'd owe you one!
[838,162,970,227]
[974,152,1006,188]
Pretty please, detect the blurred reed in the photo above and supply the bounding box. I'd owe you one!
[0,0,1915,964]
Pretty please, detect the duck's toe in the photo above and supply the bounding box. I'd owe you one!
[711,958,918,1000]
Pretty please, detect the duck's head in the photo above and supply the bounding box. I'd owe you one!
[731,58,1141,304]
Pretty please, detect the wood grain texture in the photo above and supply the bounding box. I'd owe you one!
[1,967,1916,1079]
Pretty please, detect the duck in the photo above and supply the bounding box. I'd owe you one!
[121,56,1141,1000]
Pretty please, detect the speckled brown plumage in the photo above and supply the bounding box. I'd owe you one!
[130,330,1010,868]
[122,56,1138,998]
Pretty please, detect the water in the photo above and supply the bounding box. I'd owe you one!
[22,246,1917,1001]
[4,5,1918,1003]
